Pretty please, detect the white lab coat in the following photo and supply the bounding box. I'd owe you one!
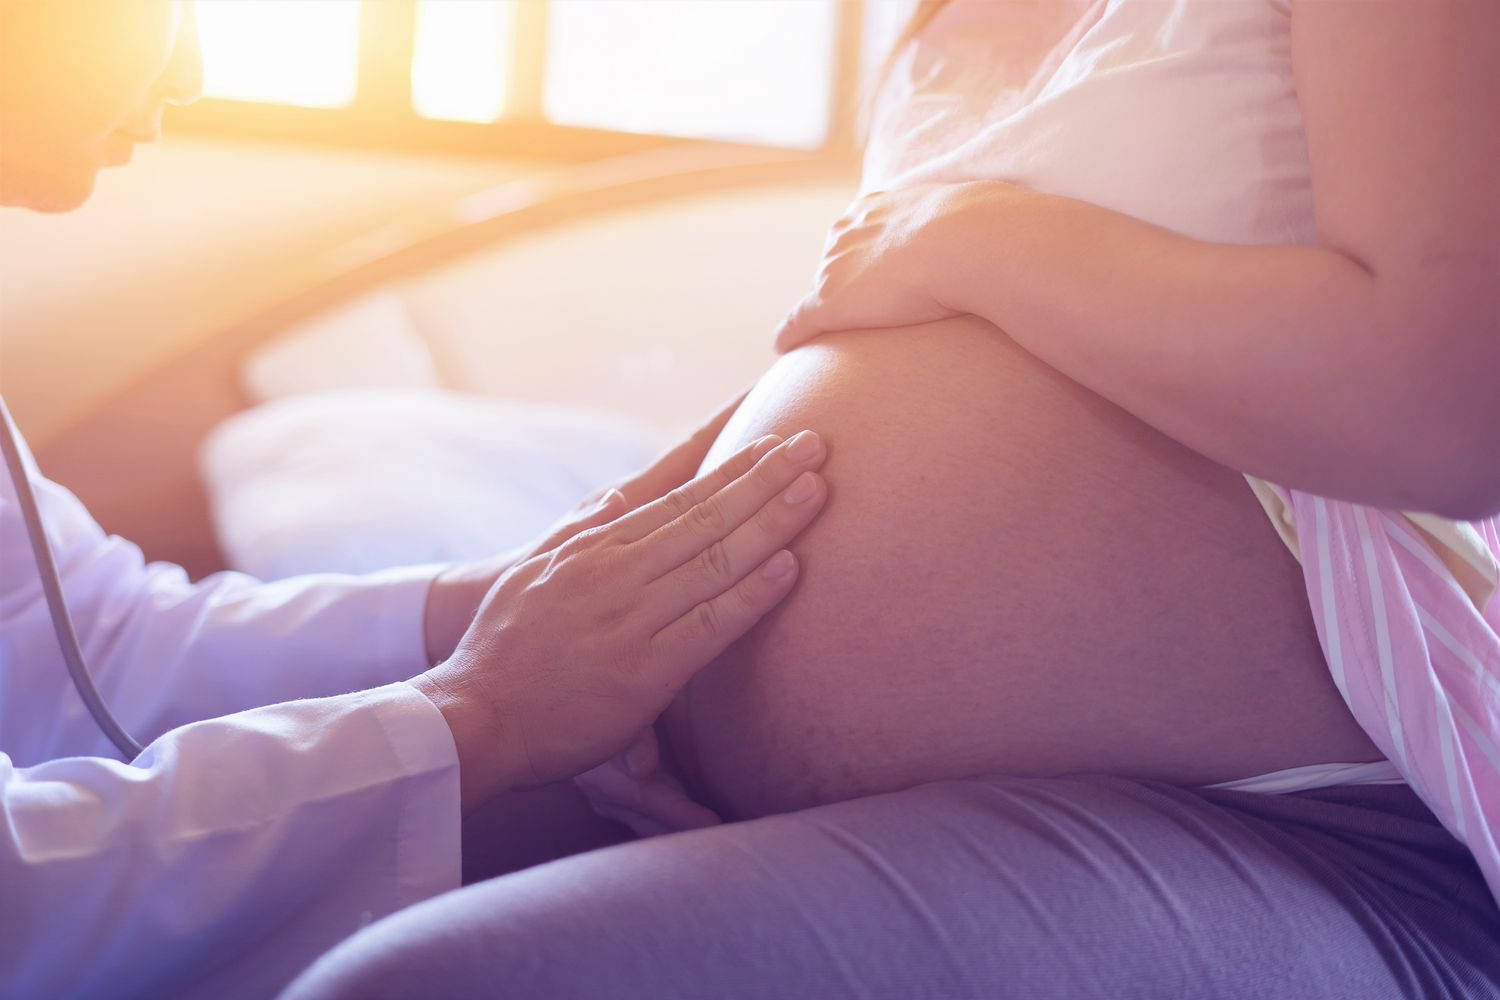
[0,424,462,998]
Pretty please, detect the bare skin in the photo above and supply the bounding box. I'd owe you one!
[661,317,1382,822]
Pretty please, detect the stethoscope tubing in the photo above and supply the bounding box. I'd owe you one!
[0,395,142,759]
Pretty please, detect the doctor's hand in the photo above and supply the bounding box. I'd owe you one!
[411,428,828,814]
[421,391,746,667]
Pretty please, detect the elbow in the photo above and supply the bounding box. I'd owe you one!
[1403,398,1500,521]
[1392,307,1500,520]
[1423,473,1500,522]
[1426,469,1500,522]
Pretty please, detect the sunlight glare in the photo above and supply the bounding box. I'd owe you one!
[544,0,837,148]
[412,1,514,123]
[197,0,361,108]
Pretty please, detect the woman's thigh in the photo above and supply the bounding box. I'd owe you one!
[662,317,1379,820]
[284,777,1500,1000]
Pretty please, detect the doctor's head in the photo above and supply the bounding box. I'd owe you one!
[0,0,202,212]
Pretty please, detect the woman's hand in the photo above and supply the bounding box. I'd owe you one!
[774,182,1003,353]
[411,428,829,814]
[574,728,721,837]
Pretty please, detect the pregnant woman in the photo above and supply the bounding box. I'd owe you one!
[293,2,1500,997]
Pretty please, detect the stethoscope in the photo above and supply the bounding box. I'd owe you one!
[1,395,143,759]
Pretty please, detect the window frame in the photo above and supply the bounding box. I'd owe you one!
[167,0,865,161]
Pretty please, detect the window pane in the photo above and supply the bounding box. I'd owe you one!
[544,0,837,148]
[412,0,514,122]
[198,0,361,108]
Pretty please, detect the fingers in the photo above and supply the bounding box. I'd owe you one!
[632,779,722,830]
[521,389,752,562]
[614,389,750,509]
[639,473,825,629]
[574,746,722,837]
[649,548,801,691]
[625,430,827,585]
[591,793,721,839]
[574,734,723,837]
[591,805,672,839]
[606,431,786,545]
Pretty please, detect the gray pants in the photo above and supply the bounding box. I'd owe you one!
[284,775,1500,999]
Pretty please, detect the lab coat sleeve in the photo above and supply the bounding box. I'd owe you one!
[1,435,445,764]
[0,681,462,999]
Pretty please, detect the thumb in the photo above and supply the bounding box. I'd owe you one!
[574,488,627,533]
[530,488,626,557]
[773,296,819,353]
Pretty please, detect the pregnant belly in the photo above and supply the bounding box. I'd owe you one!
[660,316,1380,821]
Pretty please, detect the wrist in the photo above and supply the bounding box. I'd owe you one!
[409,670,524,815]
[927,180,1021,319]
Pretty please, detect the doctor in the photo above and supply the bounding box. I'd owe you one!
[0,3,830,996]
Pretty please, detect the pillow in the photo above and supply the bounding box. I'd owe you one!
[201,388,663,580]
[240,292,443,403]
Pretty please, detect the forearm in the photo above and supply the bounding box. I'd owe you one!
[933,182,1499,516]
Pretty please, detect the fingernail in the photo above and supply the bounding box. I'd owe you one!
[762,550,796,579]
[786,430,822,462]
[782,472,818,504]
[751,435,782,461]
[601,488,625,510]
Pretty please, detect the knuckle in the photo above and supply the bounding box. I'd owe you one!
[751,497,787,536]
[697,539,733,586]
[559,524,603,555]
[643,632,671,671]
[692,600,723,640]
[663,485,696,519]
[689,496,728,534]
[733,578,763,614]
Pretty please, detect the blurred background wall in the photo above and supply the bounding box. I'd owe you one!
[0,0,900,446]
[0,138,527,444]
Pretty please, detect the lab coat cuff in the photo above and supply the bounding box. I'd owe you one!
[363,562,446,677]
[365,680,463,907]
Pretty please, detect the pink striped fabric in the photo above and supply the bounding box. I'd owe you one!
[1273,485,1500,906]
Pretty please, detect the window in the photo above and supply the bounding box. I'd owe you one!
[199,1,362,108]
[543,1,837,148]
[179,0,862,159]
[411,1,513,123]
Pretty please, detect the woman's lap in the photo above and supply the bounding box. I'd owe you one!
[284,775,1500,1000]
